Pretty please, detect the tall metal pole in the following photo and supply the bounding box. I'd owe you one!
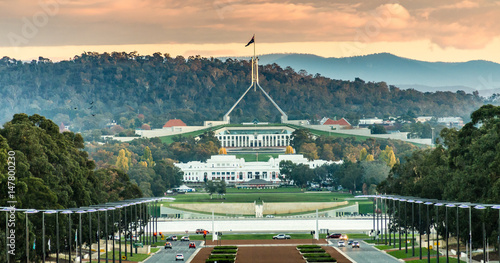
[373,199,376,240]
[436,206,439,263]
[112,209,115,263]
[389,199,392,246]
[399,201,402,250]
[412,202,415,257]
[419,202,422,260]
[427,204,430,263]
[68,214,72,263]
[89,211,92,263]
[134,204,138,255]
[124,205,127,259]
[79,213,82,262]
[393,199,396,248]
[105,210,108,263]
[384,198,388,245]
[457,207,460,263]
[468,207,472,263]
[119,206,122,263]
[97,211,100,262]
[43,213,45,263]
[26,213,29,263]
[445,206,449,263]
[405,201,408,253]
[56,212,59,263]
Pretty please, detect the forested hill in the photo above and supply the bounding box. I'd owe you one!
[0,52,487,131]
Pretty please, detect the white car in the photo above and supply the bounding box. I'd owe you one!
[175,254,184,261]
[180,236,190,241]
[338,240,345,247]
[272,234,291,239]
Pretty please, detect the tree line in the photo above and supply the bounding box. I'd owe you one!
[0,52,488,133]
[377,105,500,250]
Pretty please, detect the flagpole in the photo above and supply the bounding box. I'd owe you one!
[43,213,45,263]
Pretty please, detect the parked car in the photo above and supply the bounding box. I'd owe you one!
[338,240,345,247]
[180,236,190,241]
[175,254,184,261]
[189,242,196,249]
[327,233,342,239]
[196,229,209,234]
[272,234,291,239]
[352,241,360,248]
[164,242,172,249]
[166,235,178,241]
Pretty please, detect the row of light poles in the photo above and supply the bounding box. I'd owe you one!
[360,195,500,263]
[2,197,168,263]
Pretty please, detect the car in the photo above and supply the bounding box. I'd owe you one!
[189,242,196,248]
[166,235,178,241]
[265,215,275,218]
[180,236,190,241]
[196,229,209,234]
[338,241,345,247]
[347,240,354,246]
[352,241,360,248]
[340,234,348,240]
[175,254,184,261]
[164,242,172,249]
[327,233,342,239]
[272,234,291,239]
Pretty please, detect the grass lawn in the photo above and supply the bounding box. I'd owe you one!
[358,201,374,214]
[374,245,394,250]
[388,248,437,259]
[364,238,416,245]
[104,251,152,262]
[225,187,303,193]
[166,192,353,203]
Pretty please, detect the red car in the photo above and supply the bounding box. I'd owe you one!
[189,242,196,249]
[196,229,209,234]
[327,233,342,239]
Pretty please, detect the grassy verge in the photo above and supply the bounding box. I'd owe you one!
[388,248,437,259]
[165,192,353,203]
[406,257,466,263]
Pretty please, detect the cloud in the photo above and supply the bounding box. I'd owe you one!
[0,0,499,50]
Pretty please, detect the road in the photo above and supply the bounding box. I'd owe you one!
[333,240,401,263]
[145,240,202,263]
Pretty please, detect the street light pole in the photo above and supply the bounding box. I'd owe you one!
[492,206,500,263]
[416,200,423,260]
[435,203,444,263]
[425,202,433,263]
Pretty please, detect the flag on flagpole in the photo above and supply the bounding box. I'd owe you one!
[33,238,36,250]
[245,35,255,47]
[48,239,51,251]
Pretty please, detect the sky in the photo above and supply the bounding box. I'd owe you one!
[1,0,500,63]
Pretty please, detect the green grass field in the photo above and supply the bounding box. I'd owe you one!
[388,248,437,259]
[234,153,279,162]
[167,192,353,203]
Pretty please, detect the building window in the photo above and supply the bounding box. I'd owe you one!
[272,172,276,179]
[248,172,252,179]
[239,172,243,180]
[263,172,267,179]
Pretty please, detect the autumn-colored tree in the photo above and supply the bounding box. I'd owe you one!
[379,146,397,167]
[299,142,319,160]
[142,146,155,167]
[365,154,375,161]
[359,148,368,161]
[116,149,130,171]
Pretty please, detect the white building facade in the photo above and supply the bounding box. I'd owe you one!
[214,127,294,148]
[175,154,340,184]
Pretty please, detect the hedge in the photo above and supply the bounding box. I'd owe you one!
[297,245,322,249]
[305,258,337,262]
[208,255,236,260]
[213,246,238,250]
[303,253,331,258]
[211,249,238,254]
[298,248,325,253]
[205,259,235,263]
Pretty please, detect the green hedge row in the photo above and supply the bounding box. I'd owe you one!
[213,246,238,250]
[303,253,331,258]
[297,245,322,249]
[305,258,337,262]
[211,249,238,254]
[299,248,325,253]
[208,254,236,260]
[205,259,235,263]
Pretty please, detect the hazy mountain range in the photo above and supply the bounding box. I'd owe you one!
[243,53,500,96]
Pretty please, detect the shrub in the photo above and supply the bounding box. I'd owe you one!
[211,250,236,254]
[298,248,325,253]
[305,258,337,262]
[213,246,238,250]
[206,259,235,263]
[302,253,331,258]
[297,245,322,249]
[209,255,236,260]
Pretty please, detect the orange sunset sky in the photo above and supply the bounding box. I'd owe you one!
[1,0,500,62]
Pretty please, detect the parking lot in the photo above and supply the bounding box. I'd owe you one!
[146,240,202,263]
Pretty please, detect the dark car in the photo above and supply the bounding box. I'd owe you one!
[327,233,342,239]
[347,240,354,246]
[166,235,178,241]
[164,242,172,249]
[352,241,360,248]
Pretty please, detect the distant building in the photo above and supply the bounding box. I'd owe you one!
[358,117,384,126]
[163,119,187,128]
[175,153,340,184]
[415,116,433,123]
[437,117,464,128]
[214,126,294,148]
[321,117,351,128]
